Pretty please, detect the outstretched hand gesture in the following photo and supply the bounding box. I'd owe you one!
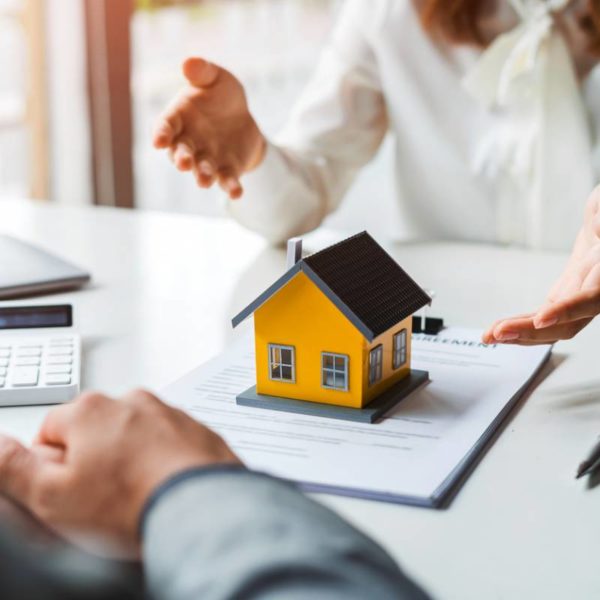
[484,187,600,345]
[153,58,266,199]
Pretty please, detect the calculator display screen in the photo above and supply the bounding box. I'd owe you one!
[0,305,72,330]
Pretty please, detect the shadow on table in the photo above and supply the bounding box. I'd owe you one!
[542,376,600,409]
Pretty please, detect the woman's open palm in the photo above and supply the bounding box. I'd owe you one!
[153,58,266,199]
[484,187,600,345]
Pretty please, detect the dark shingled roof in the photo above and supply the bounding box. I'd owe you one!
[232,231,431,341]
[303,232,431,337]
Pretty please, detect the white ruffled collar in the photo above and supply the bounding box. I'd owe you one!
[463,0,594,249]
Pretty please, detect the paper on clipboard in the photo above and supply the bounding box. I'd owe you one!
[161,328,550,507]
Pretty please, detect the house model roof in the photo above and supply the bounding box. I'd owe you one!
[232,232,431,342]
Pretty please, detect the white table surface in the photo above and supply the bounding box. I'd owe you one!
[0,199,599,600]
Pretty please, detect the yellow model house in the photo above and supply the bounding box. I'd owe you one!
[232,232,431,423]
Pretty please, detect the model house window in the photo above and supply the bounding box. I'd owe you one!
[269,344,295,382]
[369,345,383,386]
[393,329,408,369]
[322,353,349,391]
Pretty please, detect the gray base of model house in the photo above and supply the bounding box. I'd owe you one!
[236,369,430,424]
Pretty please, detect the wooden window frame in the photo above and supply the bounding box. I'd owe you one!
[23,0,49,200]
[84,0,134,207]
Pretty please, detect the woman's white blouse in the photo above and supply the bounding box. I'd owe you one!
[228,0,600,250]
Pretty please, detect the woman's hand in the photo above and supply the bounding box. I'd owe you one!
[153,57,266,199]
[484,186,600,345]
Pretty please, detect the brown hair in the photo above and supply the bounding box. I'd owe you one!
[415,0,600,53]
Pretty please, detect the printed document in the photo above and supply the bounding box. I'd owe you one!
[162,328,550,507]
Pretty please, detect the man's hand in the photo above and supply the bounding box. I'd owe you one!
[153,57,266,199]
[0,390,240,552]
[484,186,600,345]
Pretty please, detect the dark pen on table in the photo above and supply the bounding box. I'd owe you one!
[576,437,600,479]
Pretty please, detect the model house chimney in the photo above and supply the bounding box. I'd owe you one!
[286,237,303,270]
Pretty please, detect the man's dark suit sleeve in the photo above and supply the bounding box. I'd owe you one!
[142,468,431,600]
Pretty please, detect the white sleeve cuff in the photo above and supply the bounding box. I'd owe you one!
[226,141,324,245]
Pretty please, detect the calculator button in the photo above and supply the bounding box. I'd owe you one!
[0,378,4,388]
[12,367,39,387]
[16,348,42,357]
[15,357,41,367]
[18,344,43,350]
[45,374,71,386]
[47,357,73,366]
[45,365,72,375]
[48,348,74,357]
[0,349,11,358]
[49,343,73,349]
[0,367,6,377]
[0,358,8,368]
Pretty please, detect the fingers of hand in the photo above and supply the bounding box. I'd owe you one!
[547,272,573,303]
[582,263,600,291]
[482,321,502,344]
[552,246,600,303]
[493,316,536,342]
[0,436,36,503]
[481,329,495,345]
[533,288,600,329]
[493,316,591,344]
[0,434,69,521]
[182,57,220,89]
[193,156,217,188]
[553,271,587,303]
[37,403,78,446]
[30,443,66,464]
[498,320,592,344]
[152,122,173,149]
[585,185,600,224]
[173,141,195,172]
[121,388,163,411]
[217,167,243,200]
[482,313,535,344]
[38,391,113,447]
[152,112,183,149]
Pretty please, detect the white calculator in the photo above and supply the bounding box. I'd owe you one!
[0,305,80,407]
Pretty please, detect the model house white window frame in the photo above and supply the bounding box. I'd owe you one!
[393,329,408,369]
[268,344,295,383]
[322,352,349,391]
[369,344,383,386]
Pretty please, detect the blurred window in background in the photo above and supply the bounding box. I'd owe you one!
[131,0,396,237]
[0,0,395,237]
[0,0,47,201]
[132,0,338,216]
